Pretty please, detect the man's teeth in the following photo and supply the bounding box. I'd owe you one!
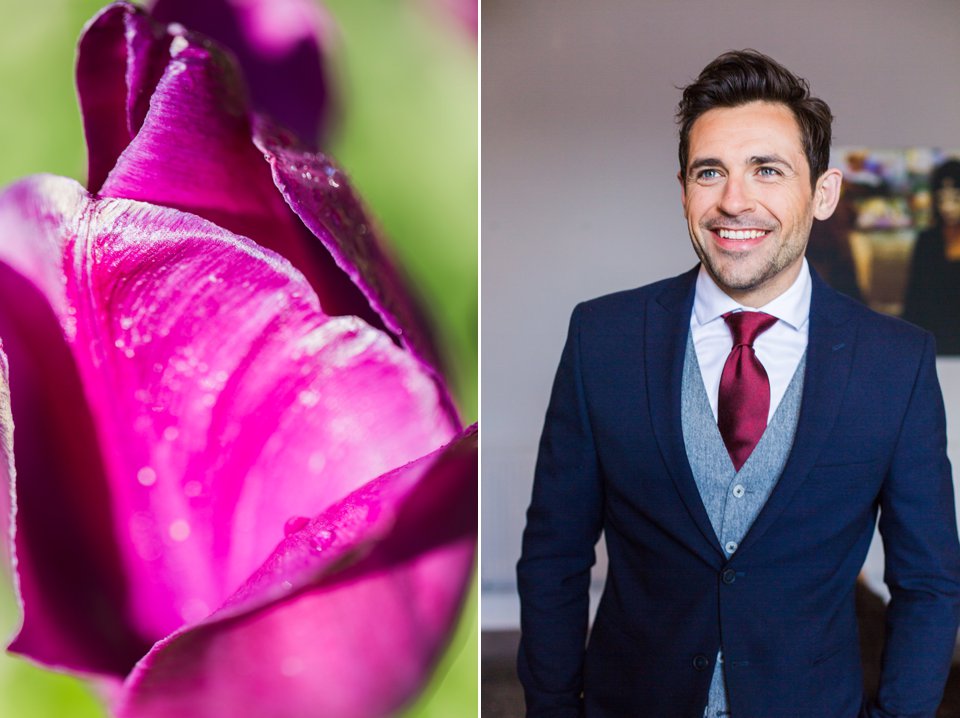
[717,229,768,240]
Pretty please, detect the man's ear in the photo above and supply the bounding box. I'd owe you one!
[678,171,687,208]
[813,168,843,220]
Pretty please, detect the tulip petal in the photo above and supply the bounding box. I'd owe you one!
[86,5,446,389]
[255,120,447,386]
[149,0,332,146]
[0,176,457,666]
[116,427,477,718]
[0,179,152,676]
[77,3,171,192]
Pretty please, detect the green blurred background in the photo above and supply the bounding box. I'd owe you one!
[0,0,477,716]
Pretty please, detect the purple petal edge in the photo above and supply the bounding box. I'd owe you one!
[255,120,454,409]
[78,3,170,192]
[116,425,477,718]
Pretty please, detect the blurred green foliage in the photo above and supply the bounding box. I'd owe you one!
[0,0,477,716]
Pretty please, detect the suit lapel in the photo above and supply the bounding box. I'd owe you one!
[646,267,725,561]
[735,270,858,556]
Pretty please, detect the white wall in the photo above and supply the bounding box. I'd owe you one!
[481,0,960,629]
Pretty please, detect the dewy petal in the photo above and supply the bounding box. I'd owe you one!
[90,6,447,391]
[255,120,448,389]
[0,178,151,676]
[117,427,477,718]
[0,175,458,666]
[149,0,333,146]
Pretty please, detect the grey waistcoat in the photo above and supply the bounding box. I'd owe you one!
[680,333,806,718]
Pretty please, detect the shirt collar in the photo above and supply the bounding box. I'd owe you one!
[692,258,811,331]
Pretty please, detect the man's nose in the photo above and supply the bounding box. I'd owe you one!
[718,175,756,215]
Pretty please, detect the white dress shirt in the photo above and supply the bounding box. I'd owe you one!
[690,259,811,423]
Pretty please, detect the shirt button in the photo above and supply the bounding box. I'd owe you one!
[721,568,737,584]
[693,654,710,671]
[725,541,738,554]
[732,484,745,498]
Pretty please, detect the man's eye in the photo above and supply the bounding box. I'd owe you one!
[758,166,782,177]
[696,169,721,180]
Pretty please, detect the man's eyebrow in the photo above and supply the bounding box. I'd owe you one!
[687,157,725,173]
[749,154,794,171]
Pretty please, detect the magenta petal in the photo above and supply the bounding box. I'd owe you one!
[0,176,458,658]
[256,120,447,381]
[0,177,151,675]
[77,3,170,192]
[116,427,477,718]
[150,0,332,146]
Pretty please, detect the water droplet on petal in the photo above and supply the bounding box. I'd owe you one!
[281,580,293,591]
[298,389,320,407]
[310,528,335,553]
[283,515,310,536]
[169,34,189,56]
[163,426,180,441]
[184,480,203,498]
[120,316,134,330]
[169,519,191,542]
[137,467,157,487]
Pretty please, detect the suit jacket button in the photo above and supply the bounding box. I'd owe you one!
[721,568,737,584]
[693,654,710,671]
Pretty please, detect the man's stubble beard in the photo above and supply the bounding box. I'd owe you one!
[691,216,813,298]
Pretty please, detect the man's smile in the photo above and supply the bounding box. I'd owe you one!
[705,224,775,253]
[714,228,770,240]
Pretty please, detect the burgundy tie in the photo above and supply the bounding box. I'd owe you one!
[718,311,778,471]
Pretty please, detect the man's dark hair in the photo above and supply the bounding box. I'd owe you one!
[676,50,833,190]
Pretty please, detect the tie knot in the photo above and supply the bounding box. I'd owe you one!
[723,310,777,347]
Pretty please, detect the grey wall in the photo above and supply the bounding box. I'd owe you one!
[481,0,960,628]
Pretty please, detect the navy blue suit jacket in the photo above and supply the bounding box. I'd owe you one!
[517,266,960,718]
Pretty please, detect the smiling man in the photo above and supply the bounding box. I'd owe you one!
[517,50,960,718]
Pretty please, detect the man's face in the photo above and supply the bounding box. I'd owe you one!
[680,101,841,306]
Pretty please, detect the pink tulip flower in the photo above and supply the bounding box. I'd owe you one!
[0,3,476,717]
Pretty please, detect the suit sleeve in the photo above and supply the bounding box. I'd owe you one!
[868,333,960,718]
[516,304,605,718]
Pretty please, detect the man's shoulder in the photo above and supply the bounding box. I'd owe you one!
[814,276,934,354]
[572,267,697,324]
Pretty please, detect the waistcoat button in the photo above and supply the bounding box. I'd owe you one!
[721,568,737,584]
[693,654,710,670]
